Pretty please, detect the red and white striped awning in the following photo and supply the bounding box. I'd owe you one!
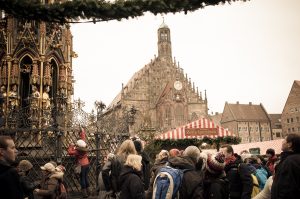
[156,118,234,140]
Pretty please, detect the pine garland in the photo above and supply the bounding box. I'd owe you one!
[0,0,249,23]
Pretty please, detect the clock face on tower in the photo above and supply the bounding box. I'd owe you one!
[174,81,183,91]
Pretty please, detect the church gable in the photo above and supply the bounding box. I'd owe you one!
[282,80,300,114]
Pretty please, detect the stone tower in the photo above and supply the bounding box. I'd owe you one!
[0,2,74,129]
[104,22,208,137]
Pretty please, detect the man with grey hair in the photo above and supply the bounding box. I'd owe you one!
[0,135,23,199]
[168,145,204,199]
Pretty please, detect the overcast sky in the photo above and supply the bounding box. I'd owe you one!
[71,0,300,114]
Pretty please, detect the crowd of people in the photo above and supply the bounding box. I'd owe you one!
[0,132,299,199]
[0,127,90,199]
[97,133,300,199]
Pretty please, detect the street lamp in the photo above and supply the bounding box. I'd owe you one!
[93,100,106,181]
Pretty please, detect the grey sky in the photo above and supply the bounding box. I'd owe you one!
[71,0,300,114]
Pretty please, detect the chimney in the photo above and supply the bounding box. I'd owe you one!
[236,101,239,104]
[249,102,252,105]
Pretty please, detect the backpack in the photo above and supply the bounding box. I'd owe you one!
[152,166,188,199]
[56,181,67,199]
[254,167,268,190]
[250,174,260,198]
[110,156,122,193]
[233,164,260,199]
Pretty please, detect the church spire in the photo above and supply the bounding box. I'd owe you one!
[157,19,172,60]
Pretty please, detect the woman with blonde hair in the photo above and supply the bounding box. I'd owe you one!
[102,139,137,197]
[116,139,137,163]
[119,154,145,199]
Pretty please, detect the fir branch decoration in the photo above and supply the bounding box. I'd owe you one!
[0,0,249,23]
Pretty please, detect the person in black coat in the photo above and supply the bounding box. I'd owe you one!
[119,154,145,199]
[168,146,204,199]
[271,133,300,199]
[204,153,229,199]
[220,145,253,199]
[18,160,39,199]
[133,138,151,190]
[0,136,23,199]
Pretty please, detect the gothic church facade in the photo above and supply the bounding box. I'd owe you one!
[105,22,208,136]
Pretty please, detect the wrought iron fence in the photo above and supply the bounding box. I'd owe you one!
[0,102,128,195]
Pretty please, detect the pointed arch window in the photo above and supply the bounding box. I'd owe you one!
[165,106,171,126]
[191,112,198,121]
[175,105,184,126]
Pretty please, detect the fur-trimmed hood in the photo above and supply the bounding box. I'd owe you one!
[50,170,64,180]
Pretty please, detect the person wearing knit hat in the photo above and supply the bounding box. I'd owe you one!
[203,152,229,199]
[67,127,90,198]
[206,153,226,174]
[18,159,33,172]
[18,160,38,199]
[169,148,180,157]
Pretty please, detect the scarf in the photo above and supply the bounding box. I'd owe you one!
[225,155,236,165]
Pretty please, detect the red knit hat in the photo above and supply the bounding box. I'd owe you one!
[206,153,225,174]
[169,148,180,157]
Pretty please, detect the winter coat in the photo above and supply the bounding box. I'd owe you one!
[35,171,62,199]
[19,171,39,199]
[0,161,23,199]
[253,176,273,199]
[67,145,90,166]
[168,156,204,199]
[67,128,90,166]
[271,152,300,199]
[98,171,113,199]
[119,165,145,199]
[140,151,151,190]
[145,157,168,199]
[102,155,124,193]
[203,171,229,199]
[224,157,253,199]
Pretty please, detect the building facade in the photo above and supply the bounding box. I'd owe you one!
[104,22,208,136]
[281,80,300,136]
[0,3,74,129]
[269,114,283,139]
[220,102,272,143]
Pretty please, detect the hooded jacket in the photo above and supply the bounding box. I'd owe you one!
[35,170,63,199]
[119,165,145,199]
[168,156,204,199]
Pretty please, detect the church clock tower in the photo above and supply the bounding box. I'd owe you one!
[157,21,172,61]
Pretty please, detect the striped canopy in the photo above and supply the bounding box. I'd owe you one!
[156,118,234,140]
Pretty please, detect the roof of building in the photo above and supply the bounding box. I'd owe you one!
[159,21,169,29]
[269,114,282,129]
[156,117,234,140]
[224,102,269,121]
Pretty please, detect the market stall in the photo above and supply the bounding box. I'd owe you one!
[156,118,235,140]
